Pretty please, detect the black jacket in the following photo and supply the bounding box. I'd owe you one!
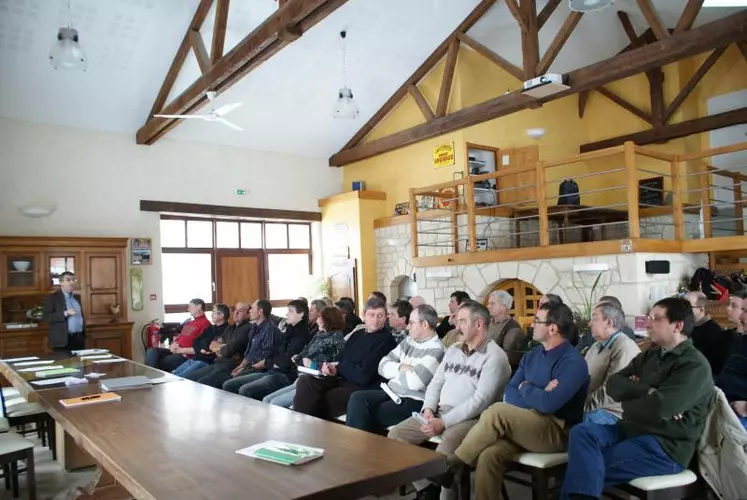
[42,290,85,348]
[716,334,747,402]
[213,321,253,366]
[192,323,229,364]
[272,320,311,375]
[691,319,734,376]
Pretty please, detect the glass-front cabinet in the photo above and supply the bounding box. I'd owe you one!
[1,252,41,292]
[45,252,79,290]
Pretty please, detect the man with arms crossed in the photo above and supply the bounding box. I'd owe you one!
[388,301,511,500]
[560,297,713,499]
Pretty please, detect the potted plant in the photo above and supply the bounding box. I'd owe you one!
[26,304,44,324]
[571,272,605,340]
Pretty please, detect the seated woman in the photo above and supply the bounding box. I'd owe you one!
[262,305,346,408]
[346,304,445,432]
[292,297,396,419]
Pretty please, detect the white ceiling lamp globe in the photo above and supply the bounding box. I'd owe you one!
[569,0,615,12]
[526,128,547,139]
[334,87,359,119]
[49,27,87,71]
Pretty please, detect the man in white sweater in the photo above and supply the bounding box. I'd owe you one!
[388,300,511,500]
[583,302,641,424]
[346,304,446,432]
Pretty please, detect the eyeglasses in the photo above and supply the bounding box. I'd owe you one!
[532,318,550,325]
[645,313,667,322]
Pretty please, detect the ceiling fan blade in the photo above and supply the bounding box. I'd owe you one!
[154,114,209,120]
[217,117,243,131]
[214,102,243,116]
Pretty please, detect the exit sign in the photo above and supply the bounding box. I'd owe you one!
[235,189,247,196]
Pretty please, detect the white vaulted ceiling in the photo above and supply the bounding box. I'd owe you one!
[0,0,741,158]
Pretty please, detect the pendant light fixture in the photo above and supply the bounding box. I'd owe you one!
[569,0,614,12]
[49,0,87,71]
[333,30,359,120]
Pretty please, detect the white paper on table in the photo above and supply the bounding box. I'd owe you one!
[18,365,64,373]
[92,358,126,364]
[80,354,113,360]
[13,360,56,367]
[1,356,40,363]
[31,376,79,386]
[72,349,110,356]
[149,374,181,385]
[84,372,107,378]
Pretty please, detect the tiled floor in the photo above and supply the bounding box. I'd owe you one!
[5,437,535,500]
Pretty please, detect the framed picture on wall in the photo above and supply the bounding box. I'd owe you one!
[131,238,152,265]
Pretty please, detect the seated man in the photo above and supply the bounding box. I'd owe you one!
[293,297,395,419]
[583,303,640,425]
[486,290,524,351]
[388,301,511,500]
[560,297,714,499]
[183,302,252,386]
[172,303,230,378]
[577,296,635,355]
[145,298,210,372]
[308,299,326,339]
[223,299,310,398]
[685,291,734,376]
[346,304,446,432]
[388,299,413,344]
[436,291,470,338]
[716,295,747,431]
[440,302,589,500]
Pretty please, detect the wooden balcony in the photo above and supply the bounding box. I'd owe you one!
[403,141,747,266]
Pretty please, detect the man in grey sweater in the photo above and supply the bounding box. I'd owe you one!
[388,300,511,500]
[583,303,641,424]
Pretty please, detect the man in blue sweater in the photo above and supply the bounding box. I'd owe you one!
[293,297,395,419]
[436,302,589,500]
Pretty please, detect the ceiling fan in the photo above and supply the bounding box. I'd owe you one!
[155,91,243,131]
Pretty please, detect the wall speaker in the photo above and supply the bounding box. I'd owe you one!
[645,260,670,275]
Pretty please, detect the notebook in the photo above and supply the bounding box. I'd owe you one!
[60,392,122,408]
[236,441,324,466]
[296,366,323,377]
[36,368,81,378]
[100,376,153,392]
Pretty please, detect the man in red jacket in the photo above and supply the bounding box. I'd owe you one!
[145,298,211,372]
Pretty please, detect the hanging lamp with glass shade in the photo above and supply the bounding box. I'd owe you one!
[333,30,359,119]
[49,1,87,71]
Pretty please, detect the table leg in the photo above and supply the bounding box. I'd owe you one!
[25,448,36,500]
[55,422,96,471]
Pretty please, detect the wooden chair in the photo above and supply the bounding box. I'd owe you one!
[0,387,55,459]
[604,469,702,500]
[502,452,568,500]
[0,432,36,500]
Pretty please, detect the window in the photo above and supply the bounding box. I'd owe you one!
[265,223,288,249]
[187,220,213,248]
[160,219,186,247]
[162,253,213,306]
[288,224,311,249]
[240,223,262,249]
[267,253,311,300]
[216,221,239,248]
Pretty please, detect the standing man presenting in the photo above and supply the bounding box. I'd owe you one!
[43,271,85,354]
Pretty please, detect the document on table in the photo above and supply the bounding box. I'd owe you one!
[1,356,40,363]
[12,360,56,367]
[31,376,80,386]
[149,374,181,385]
[18,365,64,372]
[37,368,82,378]
[93,358,126,364]
[72,349,110,356]
[80,354,113,360]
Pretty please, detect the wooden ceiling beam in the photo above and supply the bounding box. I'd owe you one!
[596,86,653,124]
[617,11,638,44]
[580,107,747,153]
[329,10,747,166]
[662,46,727,123]
[211,0,229,63]
[519,0,540,78]
[636,0,670,41]
[674,0,704,34]
[648,67,664,125]
[537,0,561,31]
[536,11,583,75]
[505,0,528,32]
[138,0,348,145]
[578,90,589,119]
[338,0,496,150]
[408,85,435,122]
[436,38,460,117]
[147,0,214,117]
[457,32,524,81]
[189,29,211,74]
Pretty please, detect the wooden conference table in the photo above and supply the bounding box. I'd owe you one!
[1,356,446,500]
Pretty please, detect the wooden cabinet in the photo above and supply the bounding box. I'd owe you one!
[0,237,132,359]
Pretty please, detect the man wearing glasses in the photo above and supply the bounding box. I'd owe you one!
[685,291,732,376]
[43,271,85,354]
[560,297,713,500]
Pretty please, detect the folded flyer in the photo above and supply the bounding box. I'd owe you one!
[237,440,324,466]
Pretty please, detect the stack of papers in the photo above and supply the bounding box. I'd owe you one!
[93,358,126,364]
[237,441,324,466]
[31,376,80,387]
[37,368,82,378]
[18,365,64,373]
[80,354,113,360]
[72,349,110,356]
[13,360,56,367]
[0,356,40,363]
[100,376,153,392]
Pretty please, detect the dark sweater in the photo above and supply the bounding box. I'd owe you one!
[691,319,735,376]
[191,323,228,364]
[436,317,452,339]
[504,341,589,426]
[337,327,396,387]
[214,321,254,367]
[273,320,311,374]
[608,339,713,467]
[295,330,345,367]
[715,334,747,403]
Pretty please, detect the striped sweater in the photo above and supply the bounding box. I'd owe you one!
[423,339,511,427]
[378,334,446,401]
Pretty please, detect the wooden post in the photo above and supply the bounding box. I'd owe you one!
[466,178,477,252]
[625,141,641,239]
[451,198,459,254]
[409,190,419,258]
[536,162,549,246]
[733,178,744,235]
[700,162,712,238]
[670,156,685,241]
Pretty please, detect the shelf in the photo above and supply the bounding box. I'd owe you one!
[8,270,34,274]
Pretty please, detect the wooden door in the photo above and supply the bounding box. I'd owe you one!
[84,252,123,323]
[491,279,544,331]
[498,146,539,208]
[216,251,265,307]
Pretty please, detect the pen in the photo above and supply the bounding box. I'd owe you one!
[81,395,101,401]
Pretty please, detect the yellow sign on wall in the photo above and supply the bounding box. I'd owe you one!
[433,143,455,168]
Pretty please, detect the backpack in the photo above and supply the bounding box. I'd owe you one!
[558,179,580,205]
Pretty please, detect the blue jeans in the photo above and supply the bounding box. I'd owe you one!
[560,423,683,499]
[232,372,292,400]
[222,372,268,394]
[172,359,208,377]
[740,416,747,431]
[263,380,297,408]
[345,389,422,432]
[584,409,619,425]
